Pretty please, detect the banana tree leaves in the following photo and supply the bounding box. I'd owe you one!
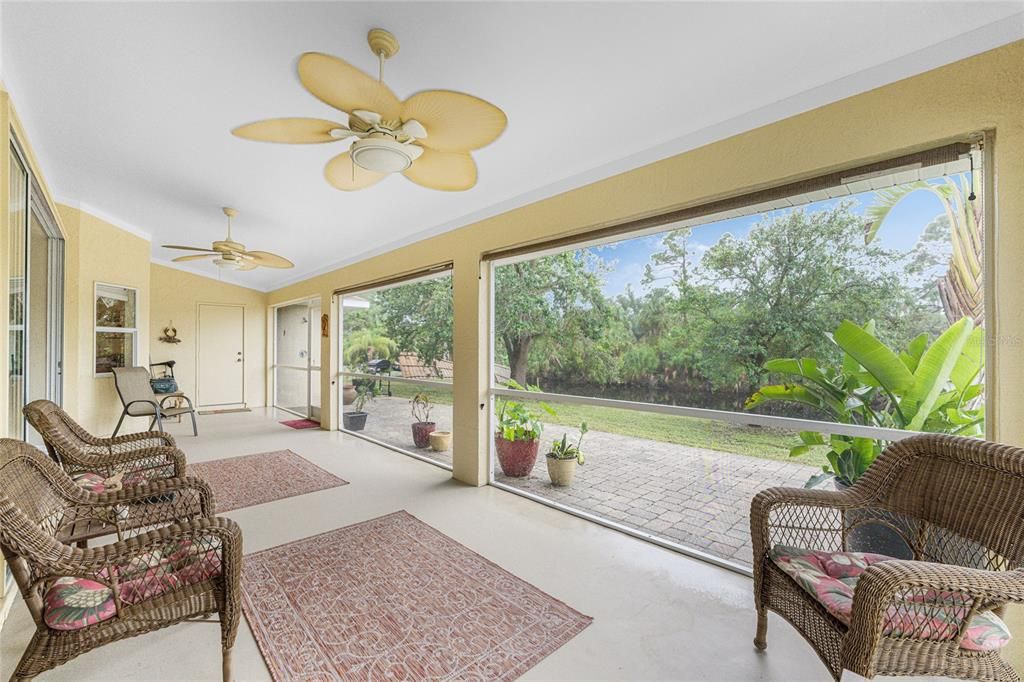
[904,317,975,431]
[833,320,915,393]
[745,384,844,415]
[899,333,929,373]
[950,326,984,392]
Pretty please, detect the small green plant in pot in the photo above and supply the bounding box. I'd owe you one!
[495,380,555,477]
[546,422,588,487]
[410,392,436,448]
[342,385,375,432]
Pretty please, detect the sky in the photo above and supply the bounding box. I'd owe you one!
[589,177,962,297]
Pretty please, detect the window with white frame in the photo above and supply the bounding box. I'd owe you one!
[94,283,137,375]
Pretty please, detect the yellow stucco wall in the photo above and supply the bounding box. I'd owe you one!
[150,264,268,408]
[58,204,153,435]
[269,41,1024,487]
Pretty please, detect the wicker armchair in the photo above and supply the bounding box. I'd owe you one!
[0,438,241,681]
[751,434,1024,681]
[24,399,185,485]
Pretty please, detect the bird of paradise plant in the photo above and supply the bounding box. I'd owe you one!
[865,172,983,325]
[746,317,984,487]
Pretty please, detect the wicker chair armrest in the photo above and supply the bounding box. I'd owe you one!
[69,445,186,479]
[842,561,1024,675]
[39,517,242,589]
[85,516,241,567]
[72,475,214,521]
[109,429,178,450]
[751,485,866,559]
[100,475,211,507]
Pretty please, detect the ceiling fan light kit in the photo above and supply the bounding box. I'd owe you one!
[232,28,506,192]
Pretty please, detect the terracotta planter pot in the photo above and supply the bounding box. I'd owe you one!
[342,384,357,406]
[429,431,452,452]
[495,436,539,477]
[546,456,577,487]
[411,422,436,448]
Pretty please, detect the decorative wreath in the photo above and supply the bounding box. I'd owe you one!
[159,325,181,344]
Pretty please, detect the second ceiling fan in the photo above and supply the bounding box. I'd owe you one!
[232,28,507,192]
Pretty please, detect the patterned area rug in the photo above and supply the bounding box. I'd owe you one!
[187,450,348,513]
[242,511,592,680]
[280,418,320,429]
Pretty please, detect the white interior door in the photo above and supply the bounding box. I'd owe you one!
[198,304,244,406]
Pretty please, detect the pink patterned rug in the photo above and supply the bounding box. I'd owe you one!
[187,450,348,513]
[280,418,320,429]
[241,511,592,680]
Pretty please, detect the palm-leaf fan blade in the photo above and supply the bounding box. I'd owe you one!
[403,148,476,191]
[163,245,219,253]
[232,118,348,144]
[401,90,507,152]
[172,253,219,262]
[324,152,386,191]
[243,251,294,269]
[298,52,402,120]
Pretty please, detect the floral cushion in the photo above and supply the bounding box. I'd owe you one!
[42,540,222,630]
[72,471,148,493]
[72,472,110,493]
[42,577,116,630]
[771,545,1011,652]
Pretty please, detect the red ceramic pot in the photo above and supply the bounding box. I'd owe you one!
[495,435,539,477]
[411,422,437,448]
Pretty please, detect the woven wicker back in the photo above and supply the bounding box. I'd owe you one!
[854,434,1024,569]
[23,399,99,464]
[0,439,76,548]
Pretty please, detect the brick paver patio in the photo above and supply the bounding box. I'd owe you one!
[350,396,817,565]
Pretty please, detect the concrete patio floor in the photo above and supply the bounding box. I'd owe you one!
[349,396,817,565]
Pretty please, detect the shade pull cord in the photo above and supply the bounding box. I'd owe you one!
[968,152,977,202]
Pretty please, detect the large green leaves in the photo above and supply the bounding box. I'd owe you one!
[903,317,975,430]
[748,316,985,487]
[833,320,914,393]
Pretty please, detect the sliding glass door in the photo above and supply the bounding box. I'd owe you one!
[273,298,320,419]
[8,141,64,442]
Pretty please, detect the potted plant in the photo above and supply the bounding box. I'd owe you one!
[546,423,588,487]
[410,392,436,448]
[495,381,555,477]
[342,385,375,432]
[429,431,452,452]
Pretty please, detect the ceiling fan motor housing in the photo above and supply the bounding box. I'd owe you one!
[350,137,423,173]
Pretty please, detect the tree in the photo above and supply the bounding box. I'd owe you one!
[649,201,932,388]
[373,278,454,373]
[865,174,983,325]
[494,251,607,385]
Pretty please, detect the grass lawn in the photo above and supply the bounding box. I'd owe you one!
[378,379,828,468]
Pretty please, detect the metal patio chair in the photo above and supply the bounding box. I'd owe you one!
[111,366,198,437]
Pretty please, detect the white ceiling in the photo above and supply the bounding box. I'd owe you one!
[4,2,1023,291]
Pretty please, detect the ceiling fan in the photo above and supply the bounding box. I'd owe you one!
[162,208,294,271]
[232,28,507,192]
